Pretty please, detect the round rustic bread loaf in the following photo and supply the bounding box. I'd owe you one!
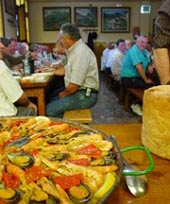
[142,85,170,159]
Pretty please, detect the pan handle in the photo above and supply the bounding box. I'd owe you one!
[121,145,154,176]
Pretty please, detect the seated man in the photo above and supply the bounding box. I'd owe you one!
[46,23,99,117]
[101,42,113,71]
[0,37,24,72]
[0,42,37,117]
[111,39,126,81]
[121,35,159,90]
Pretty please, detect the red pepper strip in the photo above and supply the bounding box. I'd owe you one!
[68,158,90,166]
[11,120,25,127]
[0,145,3,154]
[25,166,52,184]
[77,144,102,159]
[2,171,21,189]
[29,148,40,156]
[53,173,83,190]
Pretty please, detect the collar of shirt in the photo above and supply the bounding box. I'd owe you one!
[68,39,82,53]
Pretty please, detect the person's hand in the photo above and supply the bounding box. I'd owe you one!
[27,101,38,113]
[58,91,65,99]
[147,64,154,74]
[145,78,153,84]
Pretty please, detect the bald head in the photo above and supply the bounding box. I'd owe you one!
[136,35,148,50]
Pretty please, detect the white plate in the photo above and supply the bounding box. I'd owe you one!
[20,76,35,83]
[32,72,53,77]
[32,72,53,82]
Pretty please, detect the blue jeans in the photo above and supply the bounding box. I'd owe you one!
[46,89,98,117]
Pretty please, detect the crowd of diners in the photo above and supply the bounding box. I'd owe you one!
[101,35,160,116]
[101,0,170,116]
[0,23,99,117]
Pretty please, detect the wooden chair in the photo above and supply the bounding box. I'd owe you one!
[124,88,144,112]
[63,109,92,124]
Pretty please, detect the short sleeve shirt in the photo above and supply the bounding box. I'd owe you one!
[0,60,23,116]
[64,39,99,91]
[121,44,150,78]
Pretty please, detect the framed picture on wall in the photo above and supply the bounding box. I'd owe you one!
[74,7,97,27]
[43,7,71,31]
[4,0,15,16]
[101,7,130,33]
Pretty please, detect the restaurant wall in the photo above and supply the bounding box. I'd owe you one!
[28,1,161,44]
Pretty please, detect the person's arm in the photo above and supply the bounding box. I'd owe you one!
[136,63,153,83]
[58,83,80,99]
[15,93,37,112]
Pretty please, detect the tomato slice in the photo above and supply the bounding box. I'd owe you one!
[53,173,83,190]
[2,172,21,189]
[11,120,25,127]
[29,148,40,156]
[0,145,3,154]
[68,158,90,166]
[77,144,102,159]
[25,166,52,184]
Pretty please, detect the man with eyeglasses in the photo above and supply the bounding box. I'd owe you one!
[46,23,99,117]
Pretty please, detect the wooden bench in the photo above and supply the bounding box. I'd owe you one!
[63,109,92,124]
[124,88,144,111]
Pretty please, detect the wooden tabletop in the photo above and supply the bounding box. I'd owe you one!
[91,123,170,204]
[20,76,53,88]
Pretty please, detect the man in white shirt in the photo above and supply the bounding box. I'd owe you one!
[46,23,99,117]
[0,42,37,116]
[101,42,114,71]
[111,39,126,81]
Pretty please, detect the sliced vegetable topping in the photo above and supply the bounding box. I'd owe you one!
[2,172,21,189]
[68,158,90,166]
[52,173,83,190]
[25,166,52,184]
[77,144,102,159]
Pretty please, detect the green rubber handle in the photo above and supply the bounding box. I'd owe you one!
[121,145,154,176]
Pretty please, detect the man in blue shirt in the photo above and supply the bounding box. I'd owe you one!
[121,35,158,89]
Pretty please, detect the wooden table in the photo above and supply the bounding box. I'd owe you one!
[20,78,52,116]
[91,123,170,204]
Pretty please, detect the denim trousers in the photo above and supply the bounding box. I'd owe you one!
[46,90,98,118]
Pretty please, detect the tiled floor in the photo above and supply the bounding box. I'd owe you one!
[91,72,141,124]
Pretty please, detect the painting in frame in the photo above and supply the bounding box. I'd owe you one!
[74,7,97,27]
[4,0,15,16]
[43,7,71,31]
[101,7,130,33]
